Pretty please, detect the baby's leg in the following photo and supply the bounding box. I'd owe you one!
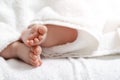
[21,24,47,47]
[41,24,78,47]
[21,24,77,47]
[0,41,42,67]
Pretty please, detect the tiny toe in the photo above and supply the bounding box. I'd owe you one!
[34,46,42,55]
[30,59,37,66]
[29,53,37,61]
[38,35,43,41]
[31,59,40,67]
[29,40,34,45]
[31,46,42,55]
[38,26,47,35]
[26,40,31,46]
[26,40,30,44]
[34,38,40,44]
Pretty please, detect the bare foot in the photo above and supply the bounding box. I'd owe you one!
[15,42,43,67]
[21,24,47,47]
[0,41,42,67]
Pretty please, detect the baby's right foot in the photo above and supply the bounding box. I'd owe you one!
[21,24,47,47]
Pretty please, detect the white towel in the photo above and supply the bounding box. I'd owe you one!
[0,0,120,57]
[28,0,120,57]
[0,0,120,80]
[0,0,98,57]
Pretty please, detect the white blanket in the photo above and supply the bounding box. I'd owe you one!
[0,0,120,80]
[1,55,120,80]
[1,0,120,57]
[0,0,99,57]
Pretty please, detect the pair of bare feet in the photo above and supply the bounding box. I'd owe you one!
[0,24,47,67]
[20,24,48,67]
[0,24,77,67]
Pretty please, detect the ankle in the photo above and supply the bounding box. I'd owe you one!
[0,41,20,59]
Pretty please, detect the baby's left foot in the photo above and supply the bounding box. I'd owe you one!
[0,41,42,67]
[21,24,47,47]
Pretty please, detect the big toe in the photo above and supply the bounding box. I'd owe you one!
[38,25,47,35]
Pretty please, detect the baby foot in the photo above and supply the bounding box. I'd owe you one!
[15,42,42,67]
[29,46,43,67]
[21,24,47,47]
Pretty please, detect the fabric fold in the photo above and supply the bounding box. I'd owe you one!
[30,7,99,57]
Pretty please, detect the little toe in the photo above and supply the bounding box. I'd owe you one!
[26,40,32,46]
[30,59,39,67]
[38,35,43,41]
[34,38,40,44]
[29,40,34,46]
